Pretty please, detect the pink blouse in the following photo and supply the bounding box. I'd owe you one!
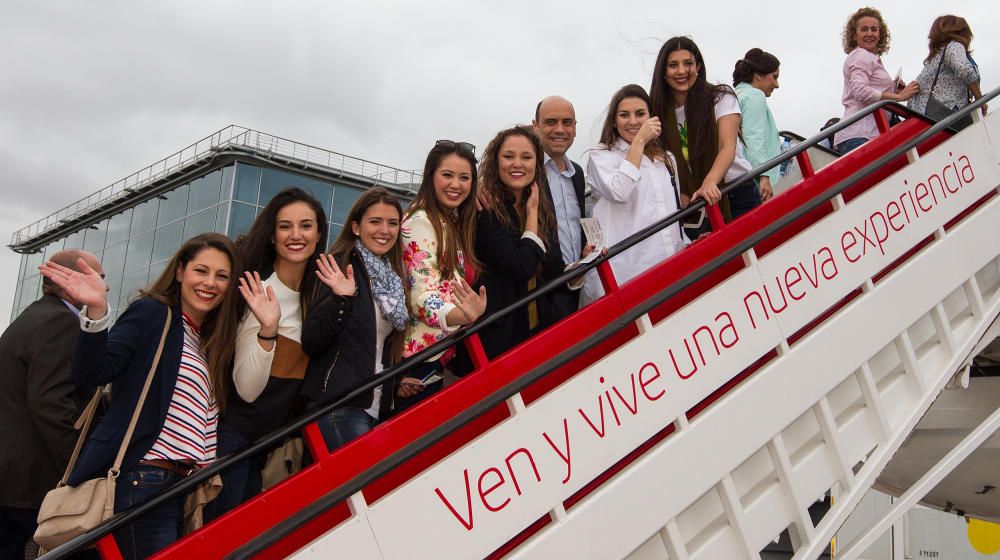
[834,47,894,145]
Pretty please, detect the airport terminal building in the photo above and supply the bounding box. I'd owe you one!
[8,125,418,321]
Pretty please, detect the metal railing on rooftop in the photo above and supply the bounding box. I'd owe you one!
[9,125,421,248]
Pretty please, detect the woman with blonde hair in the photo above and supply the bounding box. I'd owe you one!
[834,7,919,153]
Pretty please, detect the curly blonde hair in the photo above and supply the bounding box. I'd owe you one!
[841,7,891,55]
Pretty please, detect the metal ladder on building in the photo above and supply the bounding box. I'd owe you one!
[42,94,1000,560]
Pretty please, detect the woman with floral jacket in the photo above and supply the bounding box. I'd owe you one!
[396,141,487,410]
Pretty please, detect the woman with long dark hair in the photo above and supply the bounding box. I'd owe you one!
[300,187,408,449]
[398,141,487,402]
[206,187,328,519]
[733,48,781,201]
[39,233,241,559]
[452,126,564,371]
[649,36,740,233]
[834,7,919,153]
[581,85,686,305]
[909,15,985,121]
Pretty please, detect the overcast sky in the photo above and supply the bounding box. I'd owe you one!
[1,0,995,328]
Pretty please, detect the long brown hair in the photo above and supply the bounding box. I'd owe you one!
[925,15,973,63]
[329,187,405,279]
[650,36,734,219]
[141,232,241,412]
[478,126,557,240]
[599,84,672,170]
[407,143,481,280]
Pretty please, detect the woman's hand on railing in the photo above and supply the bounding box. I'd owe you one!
[39,258,109,319]
[315,254,356,297]
[690,181,723,206]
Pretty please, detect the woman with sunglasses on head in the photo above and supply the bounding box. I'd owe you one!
[733,49,781,202]
[834,7,919,154]
[204,188,328,520]
[581,85,687,305]
[451,126,565,373]
[39,233,241,559]
[649,36,744,234]
[396,141,487,409]
[299,188,408,449]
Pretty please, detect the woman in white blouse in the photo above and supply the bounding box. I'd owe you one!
[581,84,700,304]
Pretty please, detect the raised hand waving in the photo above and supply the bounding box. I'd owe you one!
[315,253,356,297]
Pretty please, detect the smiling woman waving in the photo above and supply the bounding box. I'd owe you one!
[396,141,487,409]
[206,188,329,520]
[39,233,241,559]
[300,188,408,449]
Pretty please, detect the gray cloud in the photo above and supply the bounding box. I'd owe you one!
[1,0,996,325]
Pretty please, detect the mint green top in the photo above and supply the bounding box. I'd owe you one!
[734,82,780,184]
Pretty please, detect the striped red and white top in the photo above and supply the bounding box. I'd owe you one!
[143,313,219,466]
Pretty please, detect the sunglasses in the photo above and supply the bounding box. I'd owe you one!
[435,139,476,155]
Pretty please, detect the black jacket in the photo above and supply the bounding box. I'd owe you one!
[68,298,186,486]
[453,201,565,374]
[0,295,93,508]
[300,250,394,414]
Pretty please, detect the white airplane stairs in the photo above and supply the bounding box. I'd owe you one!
[45,93,1000,560]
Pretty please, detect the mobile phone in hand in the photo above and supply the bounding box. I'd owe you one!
[420,372,443,385]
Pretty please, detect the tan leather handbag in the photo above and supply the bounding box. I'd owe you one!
[34,308,171,551]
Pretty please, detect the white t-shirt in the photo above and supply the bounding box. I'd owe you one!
[674,91,753,184]
[365,301,392,420]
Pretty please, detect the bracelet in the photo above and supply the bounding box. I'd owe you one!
[257,332,279,341]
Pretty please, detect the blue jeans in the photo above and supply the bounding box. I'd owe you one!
[114,466,184,560]
[203,422,264,522]
[836,137,868,154]
[317,407,376,452]
[727,178,762,219]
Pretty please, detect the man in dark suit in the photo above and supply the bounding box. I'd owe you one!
[533,95,588,318]
[0,249,103,560]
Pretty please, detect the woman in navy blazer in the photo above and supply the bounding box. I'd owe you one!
[40,232,242,559]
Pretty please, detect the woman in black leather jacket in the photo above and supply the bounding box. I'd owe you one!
[299,188,408,451]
